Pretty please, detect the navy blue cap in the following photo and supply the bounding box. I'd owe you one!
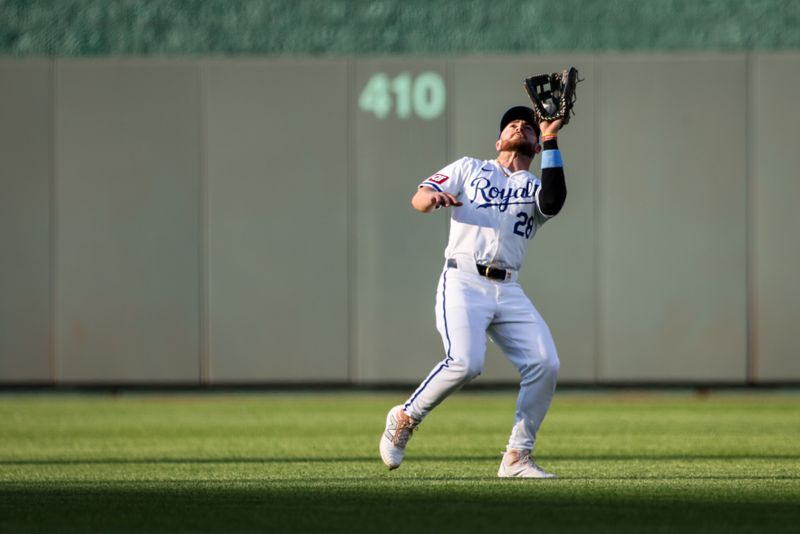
[499,106,540,137]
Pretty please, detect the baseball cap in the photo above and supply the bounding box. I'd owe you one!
[499,106,540,137]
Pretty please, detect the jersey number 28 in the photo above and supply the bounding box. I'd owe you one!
[513,211,535,239]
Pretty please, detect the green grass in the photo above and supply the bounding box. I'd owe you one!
[1,390,799,533]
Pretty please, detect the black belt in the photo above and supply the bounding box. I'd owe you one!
[447,258,508,280]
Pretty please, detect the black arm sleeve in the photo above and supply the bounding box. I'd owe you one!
[538,138,567,216]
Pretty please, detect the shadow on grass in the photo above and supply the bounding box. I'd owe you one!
[0,482,798,533]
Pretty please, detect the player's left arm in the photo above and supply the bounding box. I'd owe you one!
[537,120,567,217]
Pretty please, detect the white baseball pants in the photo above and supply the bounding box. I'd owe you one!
[403,260,560,452]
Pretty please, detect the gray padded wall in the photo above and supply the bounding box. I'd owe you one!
[596,55,748,381]
[54,60,201,382]
[451,56,598,383]
[352,59,450,382]
[204,60,349,382]
[751,54,800,381]
[0,60,52,381]
[2,53,799,384]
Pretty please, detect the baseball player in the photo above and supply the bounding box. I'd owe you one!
[379,106,567,478]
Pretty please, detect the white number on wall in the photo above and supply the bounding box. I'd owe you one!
[359,71,446,120]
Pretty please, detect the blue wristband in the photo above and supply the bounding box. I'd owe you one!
[541,149,563,169]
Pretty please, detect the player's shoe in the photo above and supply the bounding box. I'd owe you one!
[379,405,419,470]
[497,448,556,479]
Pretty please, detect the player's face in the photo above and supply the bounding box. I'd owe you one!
[498,120,537,157]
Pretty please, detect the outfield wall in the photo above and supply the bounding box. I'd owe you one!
[1,53,799,385]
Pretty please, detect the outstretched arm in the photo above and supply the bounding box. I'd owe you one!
[411,186,463,213]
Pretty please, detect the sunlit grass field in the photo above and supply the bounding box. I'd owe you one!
[1,390,798,532]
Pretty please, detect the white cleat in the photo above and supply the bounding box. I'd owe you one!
[497,448,557,479]
[379,405,419,470]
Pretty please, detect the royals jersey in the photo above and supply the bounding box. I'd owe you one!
[419,157,553,271]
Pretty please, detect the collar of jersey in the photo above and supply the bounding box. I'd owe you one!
[494,159,523,178]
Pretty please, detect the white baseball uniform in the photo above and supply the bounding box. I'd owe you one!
[403,155,561,452]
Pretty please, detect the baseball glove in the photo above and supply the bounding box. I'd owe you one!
[523,66,581,126]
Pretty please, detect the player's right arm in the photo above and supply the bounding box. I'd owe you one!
[412,159,471,213]
[411,187,463,213]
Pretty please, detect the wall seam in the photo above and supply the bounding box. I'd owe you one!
[445,60,453,168]
[346,58,356,385]
[592,53,603,383]
[198,61,210,385]
[48,58,58,384]
[745,52,755,384]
